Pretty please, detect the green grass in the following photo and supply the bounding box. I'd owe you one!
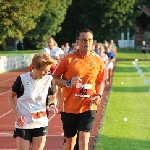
[95,61,150,150]
[116,49,150,60]
[0,50,40,56]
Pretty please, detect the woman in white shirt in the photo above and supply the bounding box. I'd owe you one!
[8,53,58,150]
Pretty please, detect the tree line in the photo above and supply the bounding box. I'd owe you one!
[0,0,149,50]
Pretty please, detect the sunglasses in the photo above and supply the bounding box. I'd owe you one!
[78,38,93,43]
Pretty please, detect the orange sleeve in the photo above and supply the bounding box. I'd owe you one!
[96,61,104,82]
[53,57,67,77]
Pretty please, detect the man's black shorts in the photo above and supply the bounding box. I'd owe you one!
[13,126,48,142]
[142,50,146,54]
[61,110,96,138]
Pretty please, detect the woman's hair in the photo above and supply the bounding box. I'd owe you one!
[104,43,111,51]
[31,52,55,69]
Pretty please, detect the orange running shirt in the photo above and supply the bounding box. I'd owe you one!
[53,51,104,113]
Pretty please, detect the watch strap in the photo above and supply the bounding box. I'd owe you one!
[97,94,103,99]
[66,79,71,88]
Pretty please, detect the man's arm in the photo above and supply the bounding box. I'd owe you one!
[95,81,105,96]
[53,77,66,87]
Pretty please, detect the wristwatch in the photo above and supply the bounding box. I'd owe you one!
[97,94,103,99]
[49,103,55,107]
[66,79,71,88]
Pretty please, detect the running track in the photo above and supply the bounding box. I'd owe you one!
[0,67,111,150]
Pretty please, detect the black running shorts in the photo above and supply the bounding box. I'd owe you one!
[61,110,96,138]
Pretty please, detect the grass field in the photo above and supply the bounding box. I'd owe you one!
[116,49,150,60]
[94,61,150,150]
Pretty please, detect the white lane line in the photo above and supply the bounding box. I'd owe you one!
[46,134,63,137]
[0,132,13,136]
[0,110,12,118]
[46,134,96,137]
[0,90,10,96]
[48,114,56,122]
[0,77,15,84]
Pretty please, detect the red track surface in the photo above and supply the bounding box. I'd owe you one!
[0,67,111,150]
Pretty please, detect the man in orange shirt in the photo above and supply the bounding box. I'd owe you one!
[53,29,104,150]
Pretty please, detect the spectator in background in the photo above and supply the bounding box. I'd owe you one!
[141,40,148,60]
[17,41,23,50]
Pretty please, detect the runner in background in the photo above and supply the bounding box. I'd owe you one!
[42,37,64,61]
[64,42,71,53]
[110,39,115,53]
[94,43,100,55]
[110,39,117,66]
[61,44,65,52]
[7,53,57,150]
[105,44,115,84]
[99,44,109,84]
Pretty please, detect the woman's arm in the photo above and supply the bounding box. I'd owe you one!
[7,90,18,115]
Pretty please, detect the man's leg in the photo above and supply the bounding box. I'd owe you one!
[78,131,90,150]
[74,132,79,150]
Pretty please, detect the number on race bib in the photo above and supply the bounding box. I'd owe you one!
[75,83,92,97]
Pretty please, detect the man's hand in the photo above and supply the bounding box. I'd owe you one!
[71,76,82,86]
[91,95,102,105]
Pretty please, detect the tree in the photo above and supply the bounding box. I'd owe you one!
[0,0,45,50]
[54,0,141,45]
[25,0,72,49]
[136,0,150,6]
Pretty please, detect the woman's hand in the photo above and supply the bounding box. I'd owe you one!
[16,113,26,127]
[48,105,58,114]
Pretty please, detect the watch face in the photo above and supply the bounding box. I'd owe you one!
[66,79,71,87]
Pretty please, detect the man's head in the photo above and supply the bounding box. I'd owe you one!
[105,44,111,53]
[142,41,146,45]
[110,39,114,44]
[76,29,93,53]
[65,42,69,47]
[47,37,56,49]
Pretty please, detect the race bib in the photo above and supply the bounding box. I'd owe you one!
[31,111,46,119]
[75,83,92,97]
[30,107,46,120]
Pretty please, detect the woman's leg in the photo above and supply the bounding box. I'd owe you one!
[31,135,47,150]
[16,137,31,150]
